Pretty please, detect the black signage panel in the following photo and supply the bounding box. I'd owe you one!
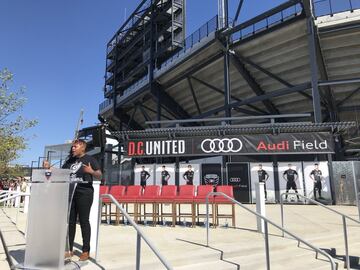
[227,163,251,203]
[201,164,222,186]
[124,132,334,157]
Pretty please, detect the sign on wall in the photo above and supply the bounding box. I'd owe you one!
[227,163,251,203]
[201,164,222,186]
[124,133,334,157]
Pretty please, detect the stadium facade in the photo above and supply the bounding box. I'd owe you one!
[89,0,360,203]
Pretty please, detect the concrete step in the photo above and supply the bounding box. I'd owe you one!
[0,209,103,270]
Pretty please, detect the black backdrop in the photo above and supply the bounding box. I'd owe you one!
[227,163,251,203]
[201,164,222,186]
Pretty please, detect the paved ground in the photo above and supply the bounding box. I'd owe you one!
[1,203,360,269]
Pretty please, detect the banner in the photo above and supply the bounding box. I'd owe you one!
[201,164,222,186]
[250,162,275,203]
[134,164,155,186]
[155,164,175,186]
[125,132,334,157]
[303,162,331,201]
[179,163,200,186]
[227,163,250,203]
[278,162,305,201]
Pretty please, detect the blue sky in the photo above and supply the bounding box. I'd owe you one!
[1,0,287,166]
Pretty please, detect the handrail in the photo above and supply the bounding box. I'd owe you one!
[280,193,360,270]
[0,193,31,270]
[206,192,336,270]
[97,194,173,270]
[1,192,30,226]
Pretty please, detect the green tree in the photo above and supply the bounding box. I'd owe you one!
[0,68,37,176]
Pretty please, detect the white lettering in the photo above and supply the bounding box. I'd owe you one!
[172,141,177,154]
[319,140,327,149]
[145,141,152,155]
[305,142,313,149]
[178,140,185,154]
[293,140,301,149]
[154,141,161,155]
[165,140,171,154]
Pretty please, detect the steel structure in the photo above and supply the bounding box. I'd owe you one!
[99,0,360,160]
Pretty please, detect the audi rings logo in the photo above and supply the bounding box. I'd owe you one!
[201,138,243,153]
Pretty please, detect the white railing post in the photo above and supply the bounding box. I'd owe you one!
[256,182,266,233]
[90,180,101,258]
[24,183,31,214]
[15,185,21,208]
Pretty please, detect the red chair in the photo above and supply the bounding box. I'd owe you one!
[119,185,143,223]
[193,185,215,226]
[108,185,126,225]
[155,185,177,227]
[174,185,196,227]
[136,185,160,226]
[99,185,109,222]
[214,186,236,227]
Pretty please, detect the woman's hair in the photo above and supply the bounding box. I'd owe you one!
[62,139,87,168]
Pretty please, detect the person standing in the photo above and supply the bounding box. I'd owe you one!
[161,165,170,186]
[283,164,300,201]
[310,163,323,200]
[257,164,269,200]
[183,165,194,185]
[140,166,150,188]
[62,139,102,261]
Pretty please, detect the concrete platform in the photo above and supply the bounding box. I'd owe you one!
[1,204,359,269]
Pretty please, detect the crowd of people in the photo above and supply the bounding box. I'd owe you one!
[0,177,27,191]
[0,177,28,205]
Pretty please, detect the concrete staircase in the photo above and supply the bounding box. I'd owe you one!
[1,204,359,269]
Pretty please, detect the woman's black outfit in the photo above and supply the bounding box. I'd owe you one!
[62,154,100,253]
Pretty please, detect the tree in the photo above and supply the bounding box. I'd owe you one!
[0,68,38,176]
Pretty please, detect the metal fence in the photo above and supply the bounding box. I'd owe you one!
[230,3,303,43]
[313,0,360,18]
[159,15,218,70]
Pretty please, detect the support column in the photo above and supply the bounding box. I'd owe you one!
[273,156,280,202]
[224,49,231,119]
[222,0,231,120]
[305,1,322,123]
[175,157,180,186]
[222,156,228,185]
[327,153,336,205]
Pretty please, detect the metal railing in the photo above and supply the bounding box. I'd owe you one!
[99,98,113,113]
[228,2,303,43]
[313,0,360,18]
[0,191,30,227]
[280,193,360,270]
[158,15,218,70]
[205,192,337,270]
[0,193,30,270]
[96,194,173,270]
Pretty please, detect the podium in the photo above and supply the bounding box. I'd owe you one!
[18,168,78,270]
